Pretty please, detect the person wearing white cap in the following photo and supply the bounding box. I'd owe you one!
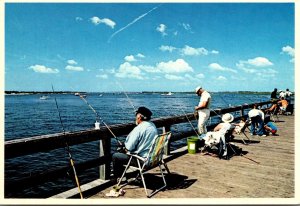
[194,86,211,135]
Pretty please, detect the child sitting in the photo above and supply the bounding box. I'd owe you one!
[233,117,246,134]
[264,121,278,136]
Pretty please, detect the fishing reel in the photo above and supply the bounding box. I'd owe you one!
[117,145,126,153]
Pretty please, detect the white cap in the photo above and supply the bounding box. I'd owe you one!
[195,86,202,93]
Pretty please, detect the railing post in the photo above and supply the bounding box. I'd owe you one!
[163,125,171,156]
[99,135,111,180]
[240,105,244,117]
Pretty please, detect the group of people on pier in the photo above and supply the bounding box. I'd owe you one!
[111,86,292,184]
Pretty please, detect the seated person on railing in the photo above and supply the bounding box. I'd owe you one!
[248,104,266,136]
[277,97,288,114]
[202,113,235,159]
[112,107,158,181]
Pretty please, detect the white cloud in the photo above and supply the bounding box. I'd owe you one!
[90,16,116,29]
[65,65,84,71]
[237,57,273,73]
[136,53,145,58]
[165,74,183,80]
[181,45,208,56]
[124,55,137,62]
[159,45,177,52]
[67,59,78,65]
[124,53,145,62]
[282,45,295,63]
[282,45,295,57]
[208,63,237,73]
[156,24,167,36]
[211,50,219,54]
[196,73,205,78]
[156,59,193,73]
[115,62,143,79]
[96,74,108,79]
[182,23,191,31]
[75,17,83,21]
[216,76,227,80]
[28,65,59,73]
[247,57,273,67]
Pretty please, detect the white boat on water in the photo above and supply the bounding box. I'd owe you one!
[39,95,49,100]
[75,92,80,96]
[161,92,173,96]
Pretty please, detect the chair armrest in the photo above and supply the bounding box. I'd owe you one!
[127,152,147,162]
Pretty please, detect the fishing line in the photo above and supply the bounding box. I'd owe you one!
[180,108,200,137]
[77,94,123,146]
[51,85,83,199]
[116,81,136,112]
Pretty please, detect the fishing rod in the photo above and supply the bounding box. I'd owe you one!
[77,93,123,146]
[51,85,83,199]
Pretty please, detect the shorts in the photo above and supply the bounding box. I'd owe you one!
[271,130,277,135]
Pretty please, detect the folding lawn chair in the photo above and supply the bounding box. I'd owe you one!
[116,132,172,198]
[269,106,280,122]
[239,119,252,144]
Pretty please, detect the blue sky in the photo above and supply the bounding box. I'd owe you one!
[5,3,295,92]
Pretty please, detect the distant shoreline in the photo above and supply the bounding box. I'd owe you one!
[5,90,273,95]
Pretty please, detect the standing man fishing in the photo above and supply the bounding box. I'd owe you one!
[194,86,211,137]
[112,106,158,180]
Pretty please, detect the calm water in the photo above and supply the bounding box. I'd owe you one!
[5,92,269,198]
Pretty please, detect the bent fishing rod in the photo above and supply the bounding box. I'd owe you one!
[77,94,123,146]
[52,85,83,199]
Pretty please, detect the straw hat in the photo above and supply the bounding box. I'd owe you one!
[222,113,234,123]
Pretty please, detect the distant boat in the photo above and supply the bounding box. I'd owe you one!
[161,92,173,96]
[99,94,103,97]
[75,92,80,96]
[39,95,49,100]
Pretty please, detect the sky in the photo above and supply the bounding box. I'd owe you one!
[4,2,296,92]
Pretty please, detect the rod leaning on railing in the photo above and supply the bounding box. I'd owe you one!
[5,101,272,196]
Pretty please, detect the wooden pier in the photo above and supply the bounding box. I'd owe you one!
[89,114,295,199]
[5,100,297,201]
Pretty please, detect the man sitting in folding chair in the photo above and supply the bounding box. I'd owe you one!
[112,106,158,182]
[111,106,171,197]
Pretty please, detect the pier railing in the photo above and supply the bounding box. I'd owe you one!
[5,101,272,196]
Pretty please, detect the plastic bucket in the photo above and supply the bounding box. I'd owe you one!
[187,136,199,154]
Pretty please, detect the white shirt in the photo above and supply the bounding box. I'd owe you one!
[248,108,264,120]
[198,91,211,109]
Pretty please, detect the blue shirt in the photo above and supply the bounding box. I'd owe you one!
[266,122,277,130]
[125,121,158,158]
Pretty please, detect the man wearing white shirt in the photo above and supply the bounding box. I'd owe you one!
[194,86,211,136]
[248,104,266,136]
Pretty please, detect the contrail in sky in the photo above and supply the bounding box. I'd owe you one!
[108,5,161,43]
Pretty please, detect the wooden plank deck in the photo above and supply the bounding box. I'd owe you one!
[89,115,295,199]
